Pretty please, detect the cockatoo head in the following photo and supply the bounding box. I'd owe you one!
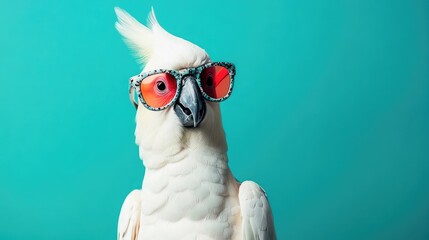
[115,8,230,168]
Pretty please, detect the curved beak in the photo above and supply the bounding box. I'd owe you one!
[174,75,206,128]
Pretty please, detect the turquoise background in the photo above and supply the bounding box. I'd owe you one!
[1,0,428,239]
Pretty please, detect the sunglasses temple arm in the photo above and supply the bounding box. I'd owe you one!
[129,76,139,109]
[129,87,138,109]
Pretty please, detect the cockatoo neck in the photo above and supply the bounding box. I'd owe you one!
[133,103,240,236]
[135,103,228,170]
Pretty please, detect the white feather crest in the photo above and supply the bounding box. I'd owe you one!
[115,7,210,71]
[114,7,154,64]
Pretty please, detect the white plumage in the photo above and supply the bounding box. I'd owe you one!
[115,7,276,240]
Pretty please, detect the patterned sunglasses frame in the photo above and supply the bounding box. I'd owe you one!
[129,62,236,111]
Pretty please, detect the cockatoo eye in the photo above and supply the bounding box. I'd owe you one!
[201,66,231,99]
[153,77,171,96]
[140,73,177,109]
[205,75,213,87]
[156,80,167,92]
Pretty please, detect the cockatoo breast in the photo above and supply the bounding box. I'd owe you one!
[137,146,242,239]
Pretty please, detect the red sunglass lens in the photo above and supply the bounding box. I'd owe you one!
[200,66,231,99]
[140,73,177,109]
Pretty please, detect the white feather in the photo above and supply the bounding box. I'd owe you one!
[115,7,210,71]
[239,181,276,240]
[114,7,154,65]
[118,190,142,240]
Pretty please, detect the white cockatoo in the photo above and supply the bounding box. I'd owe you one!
[114,7,276,240]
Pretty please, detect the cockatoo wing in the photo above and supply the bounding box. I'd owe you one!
[239,181,276,240]
[118,190,142,240]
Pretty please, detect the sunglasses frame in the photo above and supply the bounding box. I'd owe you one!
[129,62,236,111]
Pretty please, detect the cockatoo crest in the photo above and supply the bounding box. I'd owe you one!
[114,7,210,72]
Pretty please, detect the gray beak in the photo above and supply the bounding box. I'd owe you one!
[174,75,206,128]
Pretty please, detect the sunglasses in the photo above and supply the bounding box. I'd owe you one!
[129,62,236,111]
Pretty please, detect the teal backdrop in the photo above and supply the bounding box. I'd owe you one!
[0,0,428,239]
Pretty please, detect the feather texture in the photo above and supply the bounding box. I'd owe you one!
[118,190,142,240]
[114,7,210,72]
[114,7,154,65]
[239,181,276,240]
